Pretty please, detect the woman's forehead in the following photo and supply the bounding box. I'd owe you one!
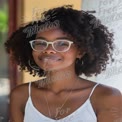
[36,28,72,40]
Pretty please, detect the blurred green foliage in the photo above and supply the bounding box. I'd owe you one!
[0,4,8,43]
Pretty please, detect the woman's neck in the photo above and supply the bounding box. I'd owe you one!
[41,69,80,94]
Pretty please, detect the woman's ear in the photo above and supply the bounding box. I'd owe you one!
[77,51,86,59]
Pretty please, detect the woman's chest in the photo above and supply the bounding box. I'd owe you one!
[31,90,90,120]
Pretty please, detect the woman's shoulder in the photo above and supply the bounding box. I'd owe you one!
[9,82,32,114]
[10,81,40,101]
[96,83,122,99]
[10,82,32,108]
[10,82,30,98]
[94,83,122,112]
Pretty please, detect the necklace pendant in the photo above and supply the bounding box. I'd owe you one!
[55,116,60,120]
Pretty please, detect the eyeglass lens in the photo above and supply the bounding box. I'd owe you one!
[31,39,72,52]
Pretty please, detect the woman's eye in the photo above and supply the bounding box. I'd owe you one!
[58,42,68,46]
[35,42,46,46]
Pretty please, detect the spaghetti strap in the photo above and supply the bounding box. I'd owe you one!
[89,83,99,99]
[28,82,31,97]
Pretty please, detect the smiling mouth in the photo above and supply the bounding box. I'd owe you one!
[39,55,62,63]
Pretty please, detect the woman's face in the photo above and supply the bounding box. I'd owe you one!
[32,28,83,71]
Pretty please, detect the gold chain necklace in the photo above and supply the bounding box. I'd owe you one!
[44,89,73,120]
[43,77,80,120]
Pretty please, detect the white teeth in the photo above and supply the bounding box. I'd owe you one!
[44,58,53,61]
[43,58,49,63]
[44,58,49,61]
[40,56,61,63]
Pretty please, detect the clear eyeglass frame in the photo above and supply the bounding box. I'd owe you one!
[29,39,74,52]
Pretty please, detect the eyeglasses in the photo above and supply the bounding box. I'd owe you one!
[29,39,73,52]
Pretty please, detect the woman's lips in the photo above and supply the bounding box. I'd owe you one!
[39,55,62,63]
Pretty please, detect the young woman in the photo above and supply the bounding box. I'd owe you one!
[5,5,122,122]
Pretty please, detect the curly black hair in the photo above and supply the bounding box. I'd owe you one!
[5,5,114,77]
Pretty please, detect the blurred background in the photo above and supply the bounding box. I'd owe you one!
[0,0,9,121]
[0,0,122,122]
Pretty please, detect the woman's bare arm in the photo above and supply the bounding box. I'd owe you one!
[9,85,28,122]
[96,86,122,122]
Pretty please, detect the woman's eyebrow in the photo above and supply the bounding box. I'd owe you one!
[55,37,72,40]
[36,37,72,40]
[36,37,46,40]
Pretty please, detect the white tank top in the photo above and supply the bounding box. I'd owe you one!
[24,82,99,122]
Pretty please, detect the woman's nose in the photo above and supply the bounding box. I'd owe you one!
[43,44,56,54]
